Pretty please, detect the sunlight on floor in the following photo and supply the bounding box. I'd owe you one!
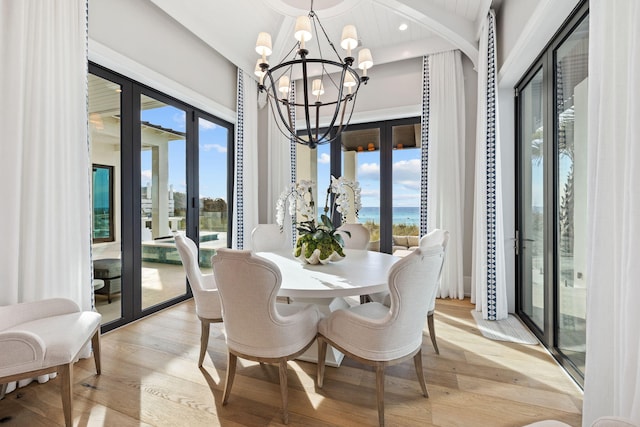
[142,267,164,291]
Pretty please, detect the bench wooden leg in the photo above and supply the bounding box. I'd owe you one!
[59,363,73,427]
[92,330,102,375]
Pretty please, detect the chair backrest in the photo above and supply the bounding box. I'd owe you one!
[590,417,639,427]
[384,245,445,349]
[174,233,222,320]
[213,248,317,357]
[251,224,290,252]
[419,228,449,252]
[336,223,371,249]
[420,229,449,311]
[174,233,205,292]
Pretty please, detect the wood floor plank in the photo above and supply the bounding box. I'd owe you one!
[0,298,583,426]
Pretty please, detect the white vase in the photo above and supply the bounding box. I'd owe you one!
[294,241,345,265]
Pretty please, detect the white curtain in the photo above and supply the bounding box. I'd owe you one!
[582,1,640,424]
[427,50,465,300]
[471,10,508,320]
[0,0,91,309]
[267,115,292,224]
[0,0,90,394]
[232,69,259,249]
[265,83,295,245]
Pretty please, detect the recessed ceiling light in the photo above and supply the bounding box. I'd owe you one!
[399,23,408,31]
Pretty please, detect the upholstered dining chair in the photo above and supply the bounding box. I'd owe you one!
[251,223,290,252]
[368,228,449,354]
[212,248,320,424]
[174,233,223,367]
[523,417,639,427]
[317,245,445,427]
[421,229,449,354]
[0,298,101,427]
[336,223,371,249]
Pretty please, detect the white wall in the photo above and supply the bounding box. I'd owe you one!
[348,57,423,124]
[496,0,542,72]
[88,0,237,122]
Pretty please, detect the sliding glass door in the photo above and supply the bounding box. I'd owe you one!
[196,115,232,268]
[555,13,589,377]
[139,93,188,310]
[518,68,545,333]
[515,3,588,385]
[89,63,233,332]
[89,71,124,324]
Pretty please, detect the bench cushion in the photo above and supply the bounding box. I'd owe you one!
[93,258,121,279]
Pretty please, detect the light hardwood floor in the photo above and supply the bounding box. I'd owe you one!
[0,298,583,426]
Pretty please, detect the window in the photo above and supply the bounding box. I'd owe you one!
[92,164,114,243]
[296,117,421,253]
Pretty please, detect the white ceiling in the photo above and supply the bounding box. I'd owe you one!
[149,0,499,76]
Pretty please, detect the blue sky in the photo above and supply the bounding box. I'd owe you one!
[315,144,421,208]
[142,104,421,208]
[141,105,228,200]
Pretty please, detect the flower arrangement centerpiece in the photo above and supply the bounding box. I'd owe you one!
[276,176,361,264]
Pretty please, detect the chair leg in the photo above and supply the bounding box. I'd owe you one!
[59,363,73,427]
[105,281,112,304]
[222,352,237,406]
[92,330,102,375]
[317,336,327,388]
[375,364,385,427]
[278,359,289,425]
[427,311,439,354]
[413,349,429,397]
[198,320,210,367]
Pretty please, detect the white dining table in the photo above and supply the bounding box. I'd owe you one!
[257,248,400,299]
[257,248,401,366]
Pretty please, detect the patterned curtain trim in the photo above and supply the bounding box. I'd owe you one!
[84,0,95,310]
[420,55,430,238]
[485,12,498,319]
[235,68,245,249]
[289,80,297,245]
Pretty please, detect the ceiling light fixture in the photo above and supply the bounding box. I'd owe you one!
[255,0,373,148]
[398,23,408,31]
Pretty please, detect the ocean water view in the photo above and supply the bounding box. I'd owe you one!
[358,206,420,225]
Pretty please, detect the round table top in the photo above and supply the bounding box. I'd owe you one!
[257,249,400,298]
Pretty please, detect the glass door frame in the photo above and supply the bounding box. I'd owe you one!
[308,116,420,254]
[514,1,588,386]
[515,63,553,342]
[184,111,235,248]
[90,62,234,333]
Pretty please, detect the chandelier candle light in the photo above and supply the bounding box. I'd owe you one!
[255,1,373,148]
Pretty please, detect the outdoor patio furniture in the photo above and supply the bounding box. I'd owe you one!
[93,258,121,303]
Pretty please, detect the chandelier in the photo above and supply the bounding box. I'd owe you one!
[254,1,373,149]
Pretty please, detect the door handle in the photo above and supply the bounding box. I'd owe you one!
[512,231,535,255]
